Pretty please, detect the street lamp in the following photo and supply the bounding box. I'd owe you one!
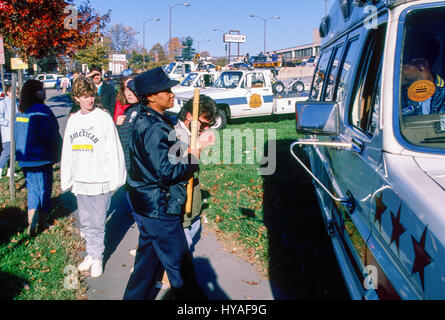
[249,14,280,54]
[143,18,160,69]
[196,38,210,54]
[213,29,228,62]
[169,3,191,56]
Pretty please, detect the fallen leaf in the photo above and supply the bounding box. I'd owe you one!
[243,280,258,285]
[50,250,56,254]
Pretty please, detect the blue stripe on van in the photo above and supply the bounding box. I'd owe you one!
[214,97,248,106]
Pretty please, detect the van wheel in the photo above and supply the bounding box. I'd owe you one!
[292,81,305,93]
[273,81,285,94]
[212,108,227,130]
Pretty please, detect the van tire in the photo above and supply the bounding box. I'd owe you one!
[273,81,285,94]
[292,81,305,93]
[212,108,227,130]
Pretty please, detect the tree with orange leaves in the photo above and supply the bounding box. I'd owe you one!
[0,0,110,59]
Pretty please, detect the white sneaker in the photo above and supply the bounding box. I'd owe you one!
[90,259,103,278]
[78,255,93,272]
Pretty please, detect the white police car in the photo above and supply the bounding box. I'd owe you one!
[291,0,445,299]
[35,74,62,89]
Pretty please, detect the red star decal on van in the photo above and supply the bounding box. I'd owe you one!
[411,226,432,291]
[390,205,405,255]
[374,194,387,231]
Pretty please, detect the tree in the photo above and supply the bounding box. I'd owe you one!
[180,37,196,61]
[108,23,138,53]
[75,43,109,71]
[149,43,166,63]
[167,37,182,60]
[0,0,110,59]
[128,50,143,71]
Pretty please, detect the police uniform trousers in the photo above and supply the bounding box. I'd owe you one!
[123,209,204,300]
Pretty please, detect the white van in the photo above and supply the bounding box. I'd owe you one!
[291,0,445,299]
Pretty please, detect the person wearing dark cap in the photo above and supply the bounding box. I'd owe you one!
[401,29,445,115]
[87,67,117,116]
[123,67,214,300]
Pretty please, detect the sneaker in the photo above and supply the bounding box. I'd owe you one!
[78,255,93,272]
[129,249,137,257]
[90,259,103,278]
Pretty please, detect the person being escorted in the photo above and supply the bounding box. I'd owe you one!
[0,84,18,178]
[87,68,117,117]
[61,76,126,278]
[15,80,63,235]
[123,67,215,300]
[172,95,217,253]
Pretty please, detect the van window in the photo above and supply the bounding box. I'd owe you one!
[337,38,360,106]
[310,49,332,101]
[324,45,343,101]
[399,7,445,150]
[242,72,265,88]
[349,25,386,136]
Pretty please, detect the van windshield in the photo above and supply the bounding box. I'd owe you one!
[164,62,176,74]
[180,73,198,87]
[399,6,445,150]
[213,71,242,88]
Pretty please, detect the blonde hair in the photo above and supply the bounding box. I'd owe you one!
[70,76,105,113]
[72,76,97,99]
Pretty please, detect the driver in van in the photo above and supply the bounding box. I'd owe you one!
[401,30,445,115]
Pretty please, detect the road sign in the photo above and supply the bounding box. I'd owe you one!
[223,34,246,43]
[0,36,4,65]
[11,58,27,70]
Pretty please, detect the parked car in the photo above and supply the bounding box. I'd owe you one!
[291,0,445,300]
[35,74,62,88]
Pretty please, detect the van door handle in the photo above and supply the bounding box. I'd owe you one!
[351,137,364,153]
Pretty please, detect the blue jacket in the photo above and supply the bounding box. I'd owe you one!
[127,104,199,218]
[15,103,62,167]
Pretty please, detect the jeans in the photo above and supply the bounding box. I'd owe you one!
[184,216,202,254]
[77,192,112,260]
[0,142,11,172]
[22,164,53,213]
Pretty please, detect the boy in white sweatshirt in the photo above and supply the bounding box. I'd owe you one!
[61,76,126,278]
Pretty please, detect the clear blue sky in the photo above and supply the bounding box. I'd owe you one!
[85,0,335,57]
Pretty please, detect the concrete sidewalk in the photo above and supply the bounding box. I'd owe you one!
[80,210,274,300]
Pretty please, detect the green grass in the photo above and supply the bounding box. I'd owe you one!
[200,115,298,275]
[0,165,87,300]
[199,115,349,298]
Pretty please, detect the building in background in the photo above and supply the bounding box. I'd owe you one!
[268,29,321,62]
[109,54,128,75]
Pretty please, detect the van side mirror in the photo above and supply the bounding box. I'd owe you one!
[295,101,339,136]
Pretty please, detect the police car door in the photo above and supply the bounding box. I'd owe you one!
[241,71,273,116]
[328,21,388,299]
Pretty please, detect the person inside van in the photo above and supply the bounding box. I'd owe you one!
[401,30,445,115]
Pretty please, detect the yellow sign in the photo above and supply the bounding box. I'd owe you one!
[11,58,28,70]
[249,94,262,108]
[407,80,436,102]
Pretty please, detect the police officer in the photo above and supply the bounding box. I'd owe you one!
[123,67,214,300]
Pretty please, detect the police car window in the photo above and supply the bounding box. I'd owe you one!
[399,7,445,150]
[337,38,360,106]
[349,25,386,136]
[324,45,343,101]
[310,49,332,101]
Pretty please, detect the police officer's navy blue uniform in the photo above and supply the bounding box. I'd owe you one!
[122,68,204,300]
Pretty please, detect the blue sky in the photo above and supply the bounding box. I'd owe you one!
[85,0,335,57]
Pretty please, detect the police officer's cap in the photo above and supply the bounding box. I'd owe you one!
[127,67,179,97]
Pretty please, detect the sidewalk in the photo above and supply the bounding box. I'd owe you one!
[78,208,274,300]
